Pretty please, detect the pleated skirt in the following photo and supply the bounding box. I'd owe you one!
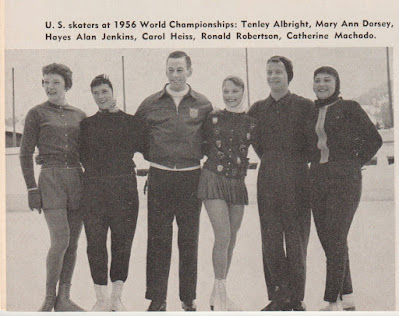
[197,168,248,205]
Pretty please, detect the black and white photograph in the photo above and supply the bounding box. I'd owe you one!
[3,47,395,312]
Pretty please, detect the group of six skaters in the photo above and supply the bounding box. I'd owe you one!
[20,50,382,312]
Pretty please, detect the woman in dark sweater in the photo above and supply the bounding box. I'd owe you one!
[80,75,147,311]
[198,76,256,311]
[308,66,382,311]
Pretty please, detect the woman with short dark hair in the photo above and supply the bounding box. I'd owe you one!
[20,63,86,312]
[80,74,147,311]
[308,66,382,311]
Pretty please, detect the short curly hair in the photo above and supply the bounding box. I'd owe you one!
[42,63,73,90]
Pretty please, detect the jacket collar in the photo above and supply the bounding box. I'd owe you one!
[156,84,199,100]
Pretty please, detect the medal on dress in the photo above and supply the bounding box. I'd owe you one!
[217,151,225,159]
[212,116,218,124]
[217,165,223,172]
[247,133,251,140]
[216,140,222,148]
[237,157,241,164]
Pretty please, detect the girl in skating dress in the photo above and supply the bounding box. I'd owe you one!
[198,76,257,311]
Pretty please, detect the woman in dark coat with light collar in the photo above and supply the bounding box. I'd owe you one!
[308,66,382,311]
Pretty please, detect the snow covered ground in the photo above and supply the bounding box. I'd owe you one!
[5,155,395,312]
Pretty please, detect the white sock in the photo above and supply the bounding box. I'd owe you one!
[342,294,355,306]
[329,301,343,311]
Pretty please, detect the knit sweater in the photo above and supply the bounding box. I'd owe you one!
[202,110,257,179]
[20,101,86,189]
[80,110,148,177]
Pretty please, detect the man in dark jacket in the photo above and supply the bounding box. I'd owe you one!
[135,51,213,312]
[248,56,313,311]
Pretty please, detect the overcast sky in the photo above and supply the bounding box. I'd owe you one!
[5,47,393,125]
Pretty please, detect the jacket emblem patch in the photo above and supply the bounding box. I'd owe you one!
[190,108,199,118]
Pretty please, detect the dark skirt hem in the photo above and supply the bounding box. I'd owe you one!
[197,168,248,205]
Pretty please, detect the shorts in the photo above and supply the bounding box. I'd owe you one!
[38,167,83,210]
[197,168,248,205]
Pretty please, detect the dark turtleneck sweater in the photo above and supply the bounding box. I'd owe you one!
[80,110,148,177]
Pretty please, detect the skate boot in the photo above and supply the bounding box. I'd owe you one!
[111,280,127,311]
[342,294,356,311]
[38,295,56,312]
[320,301,343,311]
[54,283,85,311]
[210,279,226,311]
[92,284,111,312]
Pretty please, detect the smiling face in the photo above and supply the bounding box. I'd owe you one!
[266,61,289,92]
[91,84,114,110]
[166,56,192,92]
[223,80,244,110]
[43,73,67,104]
[313,73,336,100]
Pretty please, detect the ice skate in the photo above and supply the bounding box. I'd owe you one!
[91,284,111,312]
[38,295,56,312]
[320,301,343,311]
[54,283,85,311]
[210,279,226,311]
[110,280,127,311]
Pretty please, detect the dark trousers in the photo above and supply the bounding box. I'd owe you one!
[257,161,311,302]
[146,167,201,302]
[83,174,139,285]
[310,163,361,302]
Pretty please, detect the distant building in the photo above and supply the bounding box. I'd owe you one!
[5,131,22,148]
